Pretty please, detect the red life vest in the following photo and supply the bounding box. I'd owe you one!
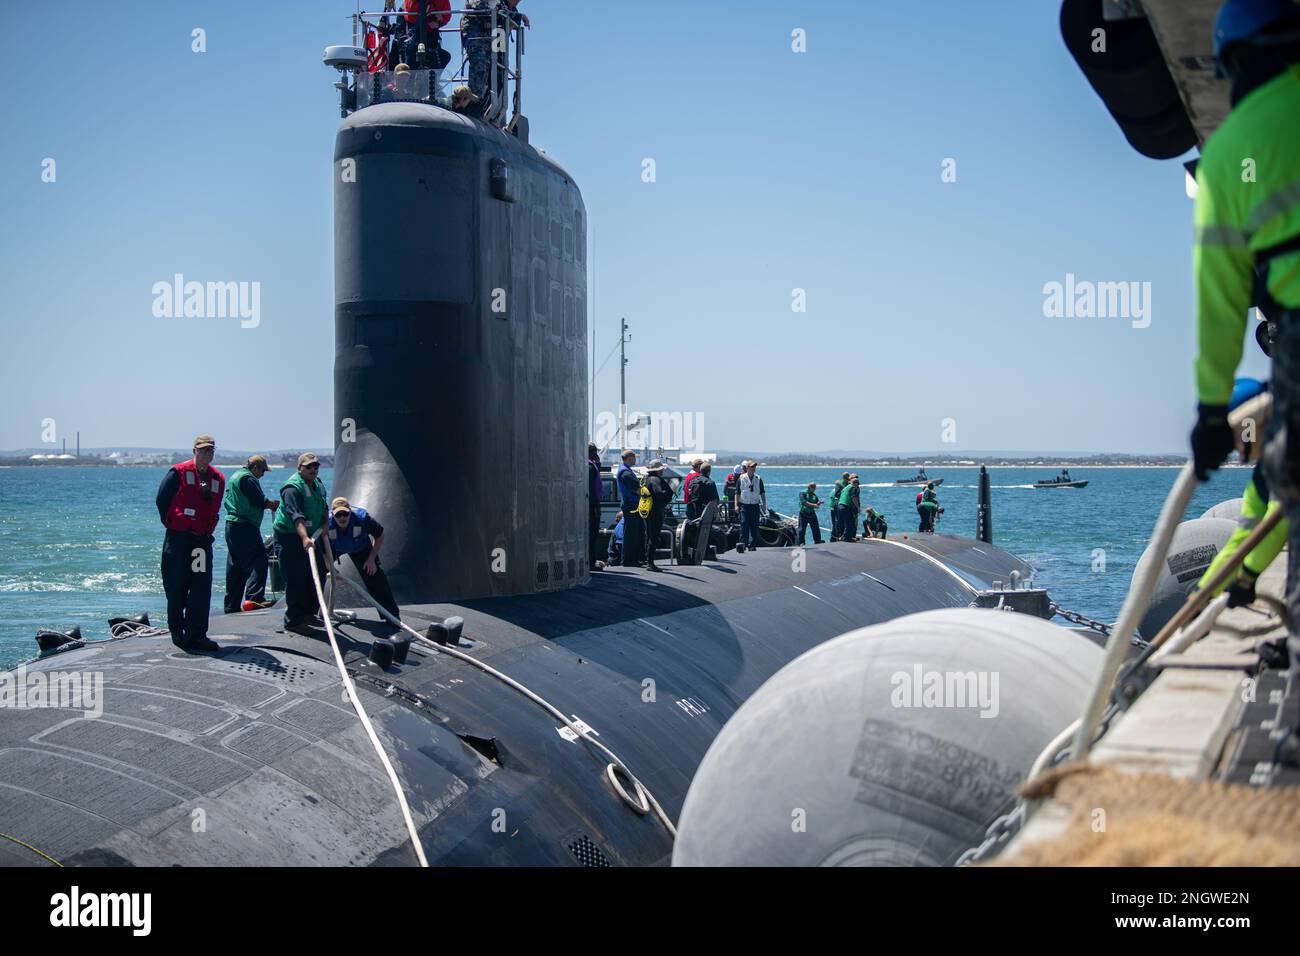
[683,470,699,504]
[405,0,451,29]
[164,459,226,535]
[916,491,923,505]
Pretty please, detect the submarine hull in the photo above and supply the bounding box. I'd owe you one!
[332,104,589,603]
[0,537,1031,867]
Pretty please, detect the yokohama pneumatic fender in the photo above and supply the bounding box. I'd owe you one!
[1133,517,1238,639]
[1201,498,1245,522]
[671,608,1100,867]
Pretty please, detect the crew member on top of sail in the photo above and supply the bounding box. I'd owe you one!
[462,0,530,118]
[401,0,452,70]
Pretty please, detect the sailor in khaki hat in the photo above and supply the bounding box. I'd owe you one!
[221,454,279,613]
[154,434,225,651]
[270,452,329,633]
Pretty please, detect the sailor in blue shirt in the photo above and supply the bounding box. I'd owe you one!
[615,449,646,566]
[327,497,400,620]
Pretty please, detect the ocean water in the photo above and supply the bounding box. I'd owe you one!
[0,464,1253,669]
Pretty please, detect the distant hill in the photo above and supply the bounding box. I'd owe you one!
[713,449,1186,460]
[703,450,1191,466]
[0,447,335,468]
[3,445,1199,469]
[1,446,333,457]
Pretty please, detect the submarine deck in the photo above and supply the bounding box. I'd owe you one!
[0,535,1029,868]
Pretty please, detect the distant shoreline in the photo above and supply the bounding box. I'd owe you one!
[0,461,318,470]
[755,463,1221,469]
[2,462,1239,470]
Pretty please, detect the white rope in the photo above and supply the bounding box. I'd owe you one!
[109,622,169,640]
[1149,593,1230,665]
[329,571,678,839]
[1069,393,1272,761]
[1070,463,1198,760]
[307,535,429,867]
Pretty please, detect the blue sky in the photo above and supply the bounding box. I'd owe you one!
[0,0,1267,454]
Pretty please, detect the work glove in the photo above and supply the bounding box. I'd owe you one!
[1190,404,1234,481]
[1226,571,1258,609]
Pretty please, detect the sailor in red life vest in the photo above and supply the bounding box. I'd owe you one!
[682,458,703,520]
[405,0,451,30]
[401,0,452,70]
[154,435,226,651]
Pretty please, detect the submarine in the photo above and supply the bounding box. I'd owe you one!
[0,6,1099,869]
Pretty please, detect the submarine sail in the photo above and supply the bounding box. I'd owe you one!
[333,104,589,602]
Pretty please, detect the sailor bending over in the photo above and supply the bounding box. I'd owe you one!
[327,497,401,621]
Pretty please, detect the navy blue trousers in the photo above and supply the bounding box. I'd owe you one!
[161,530,213,647]
[224,521,268,612]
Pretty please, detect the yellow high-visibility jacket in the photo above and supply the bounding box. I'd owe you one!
[1198,467,1289,592]
[1194,64,1300,406]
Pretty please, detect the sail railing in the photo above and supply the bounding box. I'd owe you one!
[349,6,524,128]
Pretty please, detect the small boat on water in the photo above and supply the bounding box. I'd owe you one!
[894,469,942,487]
[1034,469,1088,489]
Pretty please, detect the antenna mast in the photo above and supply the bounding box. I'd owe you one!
[619,318,629,451]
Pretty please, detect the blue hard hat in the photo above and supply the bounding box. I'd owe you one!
[1230,376,1268,410]
[1214,0,1300,63]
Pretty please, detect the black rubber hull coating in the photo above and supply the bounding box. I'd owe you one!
[333,104,589,602]
[0,538,1032,868]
